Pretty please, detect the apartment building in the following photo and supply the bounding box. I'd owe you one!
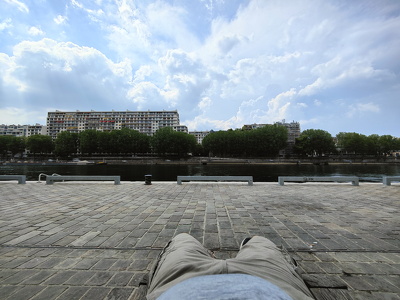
[47,110,187,139]
[189,131,210,144]
[0,124,47,137]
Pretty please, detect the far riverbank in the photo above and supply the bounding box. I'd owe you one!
[2,156,399,166]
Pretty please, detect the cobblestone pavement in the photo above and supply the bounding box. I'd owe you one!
[0,182,399,299]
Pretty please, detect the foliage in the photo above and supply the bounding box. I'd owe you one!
[151,127,196,157]
[202,125,288,157]
[336,132,400,157]
[78,128,150,155]
[0,136,26,158]
[295,129,336,157]
[26,135,54,155]
[79,129,99,155]
[54,131,79,158]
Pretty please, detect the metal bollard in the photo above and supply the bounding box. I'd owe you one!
[145,174,152,185]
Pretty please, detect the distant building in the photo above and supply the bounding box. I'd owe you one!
[189,131,210,144]
[243,120,301,156]
[47,110,187,139]
[0,124,47,137]
[274,120,301,156]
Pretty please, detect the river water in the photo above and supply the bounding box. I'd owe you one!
[1,163,399,182]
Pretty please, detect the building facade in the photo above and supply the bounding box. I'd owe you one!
[274,120,301,155]
[0,124,47,137]
[189,131,210,144]
[47,110,187,139]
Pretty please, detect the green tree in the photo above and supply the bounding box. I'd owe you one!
[379,135,397,156]
[79,130,99,155]
[115,128,150,155]
[249,125,288,157]
[0,136,12,159]
[336,132,368,155]
[151,127,196,157]
[365,134,381,156]
[97,131,112,154]
[26,135,54,157]
[202,125,287,158]
[54,131,79,158]
[7,136,26,158]
[295,129,335,157]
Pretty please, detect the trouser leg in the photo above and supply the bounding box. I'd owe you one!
[227,236,314,300]
[147,233,226,300]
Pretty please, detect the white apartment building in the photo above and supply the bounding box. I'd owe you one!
[47,110,187,139]
[0,124,47,137]
[189,131,210,144]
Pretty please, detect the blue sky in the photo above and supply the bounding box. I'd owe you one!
[1,0,399,137]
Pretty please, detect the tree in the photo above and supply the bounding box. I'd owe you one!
[1,136,26,158]
[249,125,288,157]
[26,135,54,157]
[97,131,113,154]
[79,130,99,155]
[202,125,287,157]
[151,127,196,157]
[336,132,368,155]
[379,135,397,156]
[295,129,335,157]
[0,136,11,158]
[54,131,79,158]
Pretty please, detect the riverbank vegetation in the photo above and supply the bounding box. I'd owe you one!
[0,126,399,160]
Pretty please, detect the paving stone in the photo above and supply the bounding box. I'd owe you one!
[81,287,112,299]
[1,183,399,300]
[31,286,68,300]
[105,287,134,300]
[21,270,56,284]
[4,285,45,300]
[44,270,77,285]
[65,271,97,285]
[56,286,90,300]
[86,271,114,286]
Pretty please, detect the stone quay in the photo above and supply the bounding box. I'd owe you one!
[0,181,399,299]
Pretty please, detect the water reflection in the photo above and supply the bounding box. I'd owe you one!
[1,163,399,182]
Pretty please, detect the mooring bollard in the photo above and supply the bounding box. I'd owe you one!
[145,174,152,185]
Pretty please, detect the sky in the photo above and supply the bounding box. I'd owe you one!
[0,0,399,137]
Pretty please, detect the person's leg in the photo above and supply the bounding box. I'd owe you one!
[147,233,226,300]
[227,236,314,300]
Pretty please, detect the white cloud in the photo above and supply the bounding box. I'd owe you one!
[0,38,133,116]
[313,99,322,106]
[1,0,399,136]
[347,102,380,118]
[4,0,29,13]
[0,18,12,31]
[28,26,44,36]
[54,15,68,25]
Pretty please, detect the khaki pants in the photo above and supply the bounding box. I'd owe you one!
[147,233,314,300]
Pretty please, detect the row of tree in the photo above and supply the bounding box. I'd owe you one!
[202,125,288,157]
[1,126,399,159]
[0,127,198,159]
[294,129,400,157]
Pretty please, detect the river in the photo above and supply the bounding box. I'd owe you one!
[1,163,399,182]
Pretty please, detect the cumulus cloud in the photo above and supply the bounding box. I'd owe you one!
[0,0,399,136]
[28,26,44,36]
[0,38,133,117]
